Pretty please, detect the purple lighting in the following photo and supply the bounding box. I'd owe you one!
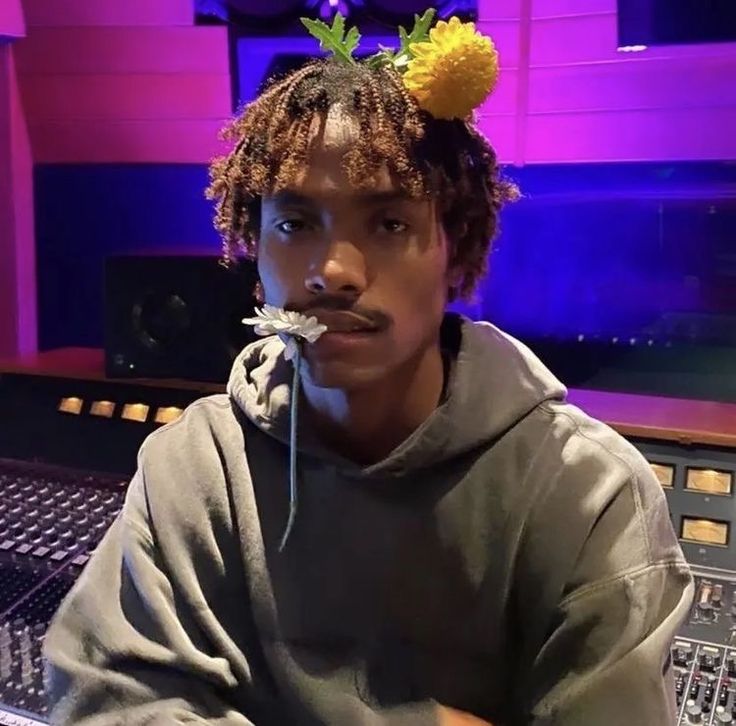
[0,0,24,39]
[320,0,351,19]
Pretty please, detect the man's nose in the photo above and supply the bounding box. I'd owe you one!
[304,240,367,297]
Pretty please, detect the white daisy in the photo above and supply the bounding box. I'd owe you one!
[241,304,330,549]
[242,304,328,360]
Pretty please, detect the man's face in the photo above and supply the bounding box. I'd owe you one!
[257,106,457,390]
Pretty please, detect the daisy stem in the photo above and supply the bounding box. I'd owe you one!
[279,337,303,552]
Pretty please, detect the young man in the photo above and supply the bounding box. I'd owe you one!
[44,13,693,726]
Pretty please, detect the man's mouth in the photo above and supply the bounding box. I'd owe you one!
[308,310,381,334]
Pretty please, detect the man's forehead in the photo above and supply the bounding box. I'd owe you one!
[307,102,360,150]
[265,103,422,207]
[265,188,415,207]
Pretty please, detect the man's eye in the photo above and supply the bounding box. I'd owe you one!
[381,219,409,234]
[275,219,308,234]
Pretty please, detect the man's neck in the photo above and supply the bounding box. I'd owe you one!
[301,344,446,466]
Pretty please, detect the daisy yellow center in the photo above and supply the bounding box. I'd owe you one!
[403,16,499,120]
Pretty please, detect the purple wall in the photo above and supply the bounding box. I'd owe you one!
[0,0,35,358]
[476,0,736,163]
[14,0,229,163]
[6,0,736,358]
[0,0,24,39]
[14,0,736,164]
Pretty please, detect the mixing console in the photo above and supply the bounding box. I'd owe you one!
[0,459,127,725]
[674,570,736,725]
[0,454,733,724]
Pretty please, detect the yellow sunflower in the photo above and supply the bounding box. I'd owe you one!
[403,16,499,120]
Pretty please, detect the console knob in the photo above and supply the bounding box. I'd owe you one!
[686,701,703,724]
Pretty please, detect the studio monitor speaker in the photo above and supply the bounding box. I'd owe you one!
[104,255,259,383]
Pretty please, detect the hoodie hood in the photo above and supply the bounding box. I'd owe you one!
[227,313,567,477]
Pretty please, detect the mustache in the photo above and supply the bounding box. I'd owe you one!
[288,297,392,331]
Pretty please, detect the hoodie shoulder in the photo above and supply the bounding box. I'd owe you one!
[141,394,241,457]
[117,394,254,614]
[133,394,246,515]
[538,398,655,488]
[523,398,687,592]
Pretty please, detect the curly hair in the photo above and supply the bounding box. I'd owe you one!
[206,57,518,301]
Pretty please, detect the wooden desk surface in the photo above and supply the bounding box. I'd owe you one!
[0,348,223,394]
[566,389,736,448]
[1,348,735,448]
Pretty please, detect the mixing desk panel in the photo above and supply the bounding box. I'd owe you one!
[674,570,736,724]
[633,438,736,726]
[0,459,127,724]
[0,363,212,724]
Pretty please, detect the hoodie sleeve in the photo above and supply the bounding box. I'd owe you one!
[513,431,695,726]
[524,561,693,726]
[42,462,258,725]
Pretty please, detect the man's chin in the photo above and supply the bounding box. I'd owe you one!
[300,356,387,391]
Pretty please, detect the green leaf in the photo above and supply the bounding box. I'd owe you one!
[398,25,409,50]
[331,13,345,42]
[344,26,361,54]
[413,8,437,40]
[300,13,360,64]
[300,18,333,52]
[399,8,437,58]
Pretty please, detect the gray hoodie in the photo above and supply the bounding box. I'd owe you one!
[43,314,693,726]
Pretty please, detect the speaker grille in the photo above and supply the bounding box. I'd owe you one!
[104,256,259,383]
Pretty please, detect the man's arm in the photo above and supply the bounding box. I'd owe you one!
[525,561,693,726]
[437,561,690,726]
[43,464,260,725]
[514,441,695,726]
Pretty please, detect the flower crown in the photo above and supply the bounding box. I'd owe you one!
[301,8,499,120]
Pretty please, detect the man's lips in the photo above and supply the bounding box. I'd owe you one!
[306,309,381,334]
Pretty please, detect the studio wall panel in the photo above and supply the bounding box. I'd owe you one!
[477,0,521,20]
[525,107,736,162]
[0,0,24,38]
[528,56,736,113]
[22,0,194,28]
[530,12,736,66]
[531,0,614,19]
[479,68,519,114]
[15,26,229,75]
[474,114,517,164]
[476,19,522,68]
[22,73,232,121]
[28,119,228,163]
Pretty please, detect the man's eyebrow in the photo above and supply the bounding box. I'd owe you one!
[268,190,414,207]
[354,190,414,205]
[267,191,317,208]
